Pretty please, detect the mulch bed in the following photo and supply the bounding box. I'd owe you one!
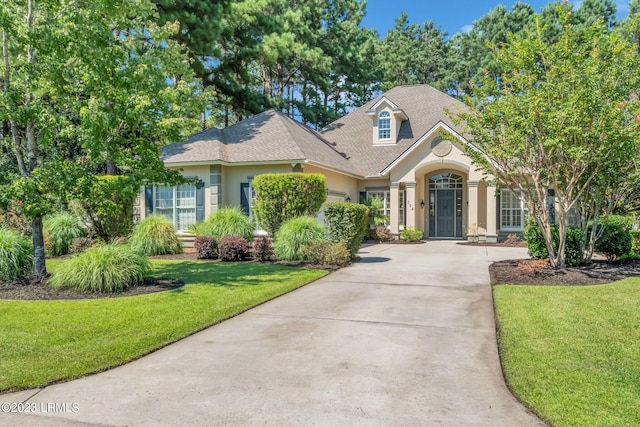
[490,258,640,286]
[0,277,184,301]
[0,249,343,301]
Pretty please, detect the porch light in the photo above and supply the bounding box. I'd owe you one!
[420,200,425,208]
[346,197,351,202]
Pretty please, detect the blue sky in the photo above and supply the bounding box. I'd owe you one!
[361,0,633,37]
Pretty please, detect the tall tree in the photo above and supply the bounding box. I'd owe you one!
[377,12,453,92]
[0,0,200,276]
[449,2,535,96]
[448,10,640,268]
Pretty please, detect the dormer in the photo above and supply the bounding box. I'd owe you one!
[365,97,408,145]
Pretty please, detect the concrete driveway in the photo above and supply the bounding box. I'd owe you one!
[1,241,544,426]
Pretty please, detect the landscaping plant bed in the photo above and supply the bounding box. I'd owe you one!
[0,277,183,300]
[490,258,640,286]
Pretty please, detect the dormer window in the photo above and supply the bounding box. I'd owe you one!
[378,111,391,140]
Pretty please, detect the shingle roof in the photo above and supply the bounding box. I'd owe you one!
[161,109,359,176]
[320,84,469,177]
[161,85,468,178]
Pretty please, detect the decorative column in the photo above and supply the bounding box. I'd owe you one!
[467,180,479,241]
[389,182,400,237]
[486,184,498,243]
[405,181,417,229]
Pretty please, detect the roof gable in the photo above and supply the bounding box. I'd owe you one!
[321,84,469,177]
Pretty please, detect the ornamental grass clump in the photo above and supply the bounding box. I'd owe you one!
[0,228,33,280]
[43,211,86,256]
[129,215,182,256]
[274,216,326,261]
[192,207,254,241]
[51,244,150,293]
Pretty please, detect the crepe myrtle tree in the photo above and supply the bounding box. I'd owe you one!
[448,7,640,268]
[0,0,202,277]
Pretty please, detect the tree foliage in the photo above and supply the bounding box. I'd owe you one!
[0,0,201,276]
[448,9,640,268]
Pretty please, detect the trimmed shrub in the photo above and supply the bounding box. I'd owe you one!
[194,236,217,259]
[631,230,640,253]
[302,241,351,266]
[594,215,632,262]
[323,202,369,257]
[192,207,254,241]
[218,235,249,261]
[376,225,393,242]
[400,226,423,242]
[70,237,95,254]
[43,211,86,256]
[252,173,326,234]
[129,215,182,256]
[524,218,584,267]
[50,244,150,292]
[0,228,33,280]
[252,236,274,261]
[274,216,326,261]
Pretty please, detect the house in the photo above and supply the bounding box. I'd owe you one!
[138,84,529,241]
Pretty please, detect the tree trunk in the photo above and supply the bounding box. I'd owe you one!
[31,215,47,277]
[106,160,118,175]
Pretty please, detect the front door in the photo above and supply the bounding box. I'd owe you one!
[428,173,464,238]
[436,190,455,237]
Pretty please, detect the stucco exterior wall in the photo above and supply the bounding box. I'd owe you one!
[303,164,359,201]
[222,164,292,208]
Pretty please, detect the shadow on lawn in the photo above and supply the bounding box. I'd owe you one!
[152,261,306,288]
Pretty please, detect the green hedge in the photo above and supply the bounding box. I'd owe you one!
[252,173,326,234]
[324,202,369,257]
[524,219,584,267]
[594,215,632,262]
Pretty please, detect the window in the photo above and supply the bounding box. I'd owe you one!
[366,189,405,226]
[378,111,391,140]
[500,189,526,231]
[155,184,196,231]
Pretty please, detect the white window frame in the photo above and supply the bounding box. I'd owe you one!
[378,111,391,140]
[500,189,526,231]
[154,184,196,231]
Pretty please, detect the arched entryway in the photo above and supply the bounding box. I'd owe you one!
[428,173,463,238]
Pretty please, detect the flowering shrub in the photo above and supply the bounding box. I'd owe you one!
[218,235,249,261]
[375,225,393,242]
[0,209,31,236]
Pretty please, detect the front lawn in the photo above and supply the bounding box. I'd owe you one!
[0,260,327,393]
[494,278,640,426]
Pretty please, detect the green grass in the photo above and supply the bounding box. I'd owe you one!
[0,260,327,393]
[494,279,640,427]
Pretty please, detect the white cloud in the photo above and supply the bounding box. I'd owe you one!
[461,24,473,33]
